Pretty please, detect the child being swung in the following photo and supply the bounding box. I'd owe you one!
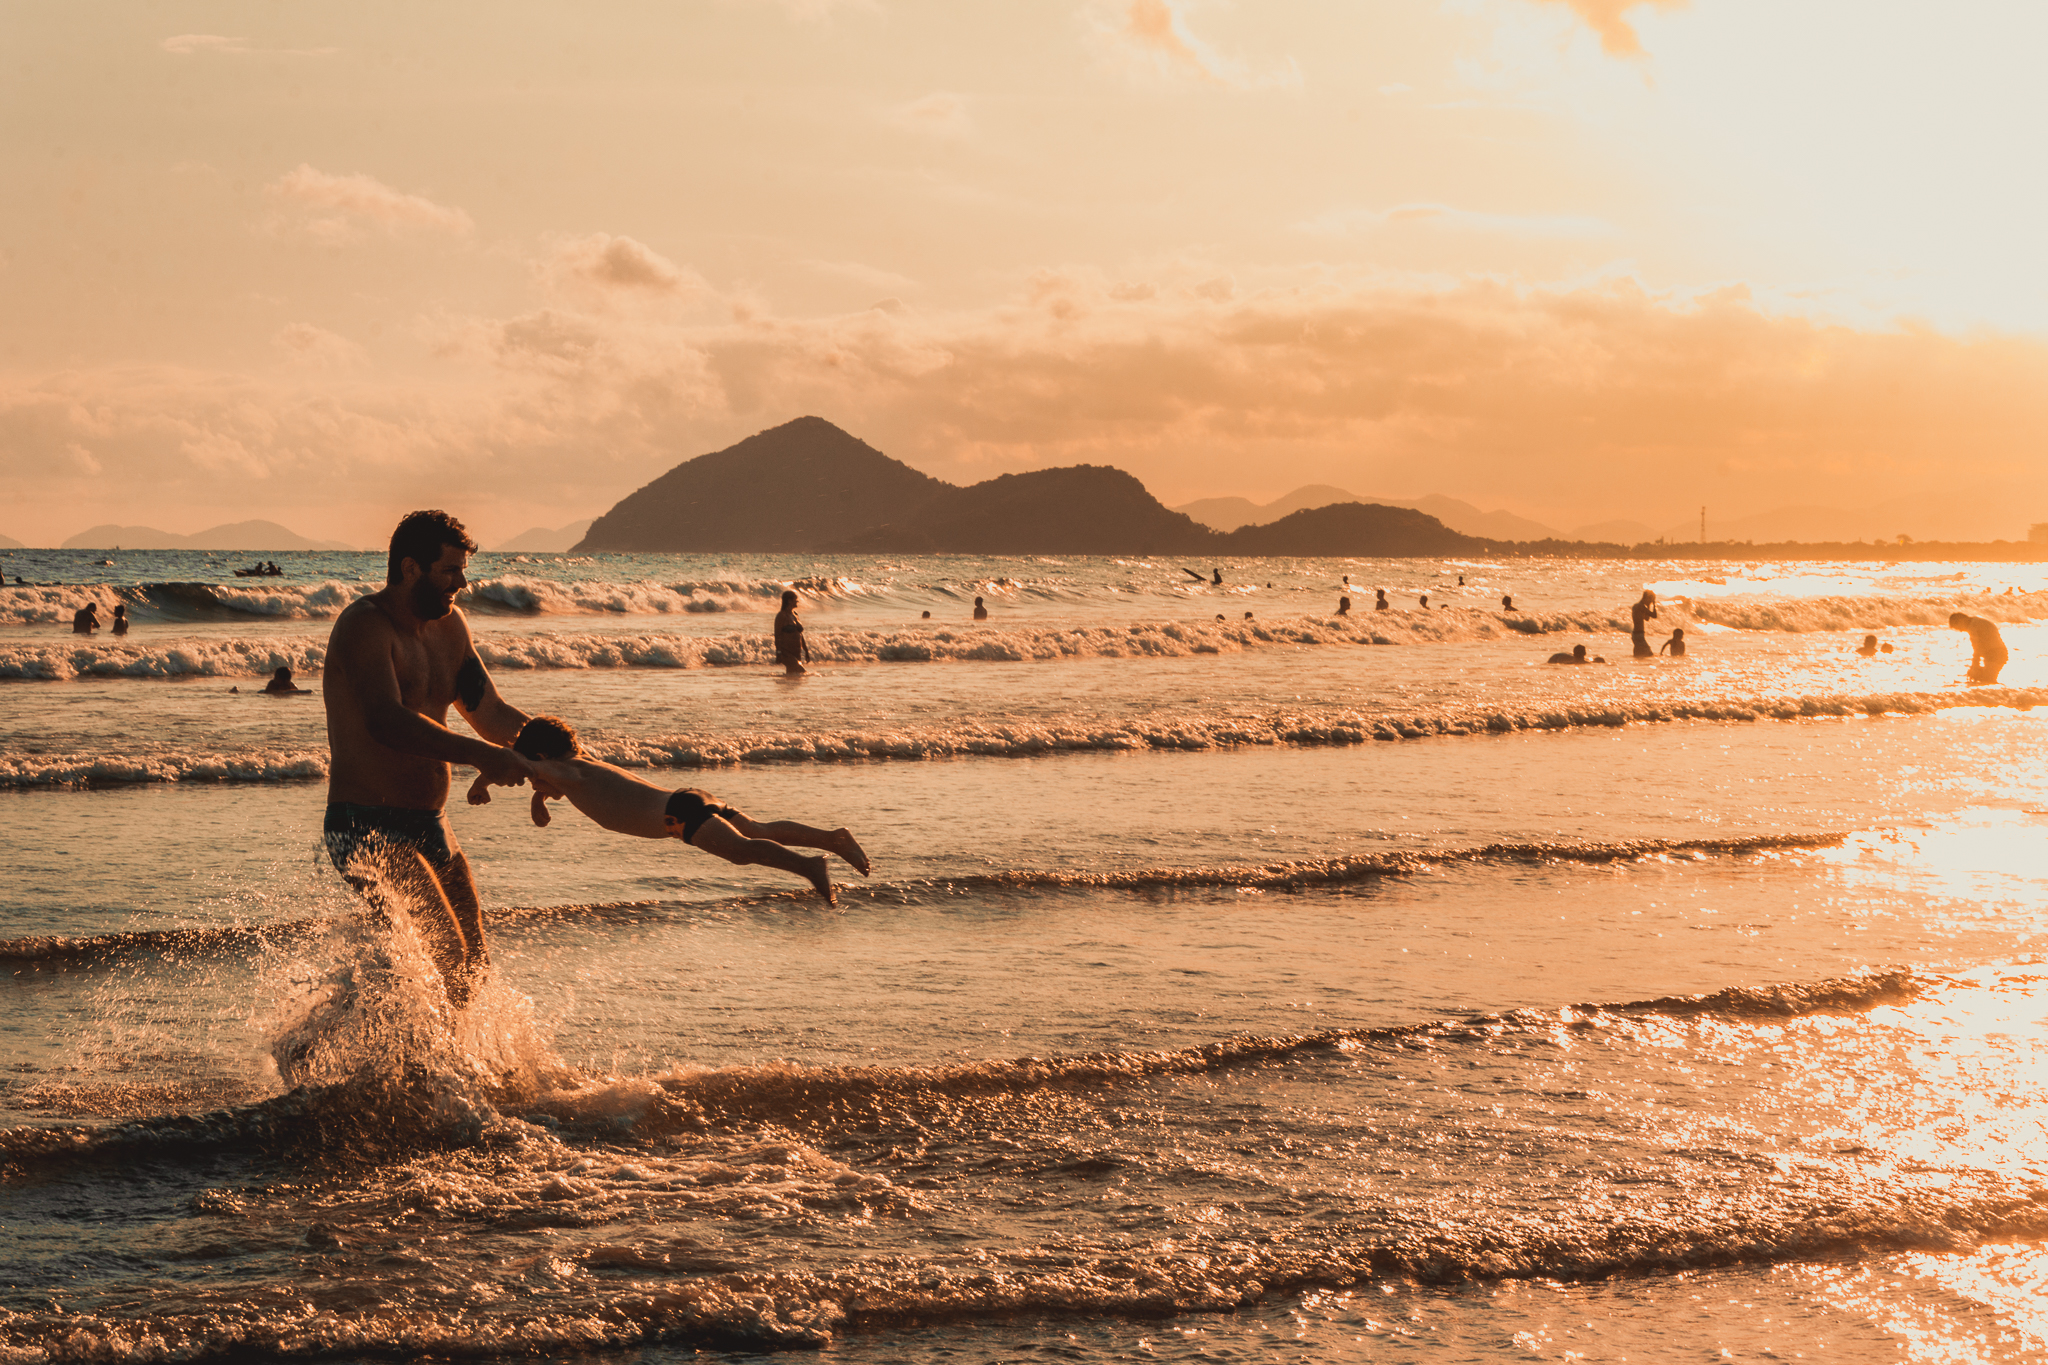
[469,716,868,904]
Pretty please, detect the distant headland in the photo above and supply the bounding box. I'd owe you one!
[576,417,2048,562]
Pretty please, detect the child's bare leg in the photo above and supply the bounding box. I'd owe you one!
[687,816,836,904]
[722,810,870,876]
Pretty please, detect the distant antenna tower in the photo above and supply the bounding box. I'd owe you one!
[1700,506,1706,544]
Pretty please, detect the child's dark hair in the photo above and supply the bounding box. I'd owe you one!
[513,715,579,760]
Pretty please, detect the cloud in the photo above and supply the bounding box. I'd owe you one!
[1299,202,1617,240]
[801,258,917,293]
[12,272,2048,547]
[162,34,249,55]
[264,165,474,245]
[160,33,338,57]
[272,323,366,369]
[888,91,973,140]
[1536,0,1687,58]
[548,234,692,292]
[1084,0,1302,91]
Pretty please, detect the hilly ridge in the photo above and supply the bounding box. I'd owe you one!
[576,418,1473,557]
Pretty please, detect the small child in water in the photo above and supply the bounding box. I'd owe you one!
[472,716,869,904]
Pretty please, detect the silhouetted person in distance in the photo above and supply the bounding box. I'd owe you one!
[1337,595,1352,616]
[1244,611,1253,620]
[1881,642,1895,653]
[1501,594,1516,612]
[1548,644,1592,664]
[1857,634,1880,657]
[772,590,809,676]
[1950,612,2008,684]
[1631,590,1658,658]
[1659,628,1686,657]
[72,602,100,634]
[1458,575,1465,586]
[1209,567,1222,586]
[1374,589,1389,611]
[1419,593,1429,609]
[264,665,309,695]
[921,610,931,619]
[111,604,129,636]
[972,596,989,621]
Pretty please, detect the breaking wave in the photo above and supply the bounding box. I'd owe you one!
[0,574,876,627]
[8,683,2043,785]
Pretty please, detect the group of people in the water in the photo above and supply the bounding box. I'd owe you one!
[70,601,128,635]
[774,572,2016,686]
[234,561,285,577]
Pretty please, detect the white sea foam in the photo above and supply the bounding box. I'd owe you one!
[10,687,2041,786]
[0,639,326,680]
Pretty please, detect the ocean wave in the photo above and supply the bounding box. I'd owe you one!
[0,573,877,627]
[0,835,1846,966]
[1687,589,2048,633]
[8,683,2045,785]
[0,638,327,681]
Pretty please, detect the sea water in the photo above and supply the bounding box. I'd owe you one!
[5,548,2048,1362]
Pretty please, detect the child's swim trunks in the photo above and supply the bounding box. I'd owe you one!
[663,788,735,841]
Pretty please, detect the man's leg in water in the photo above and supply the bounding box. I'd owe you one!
[720,808,869,875]
[343,845,489,1009]
[686,815,837,903]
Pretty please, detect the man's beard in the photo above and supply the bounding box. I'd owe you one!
[410,577,455,621]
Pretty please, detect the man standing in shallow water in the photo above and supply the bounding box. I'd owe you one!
[323,510,534,1011]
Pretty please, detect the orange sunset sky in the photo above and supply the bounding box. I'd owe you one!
[3,0,2046,547]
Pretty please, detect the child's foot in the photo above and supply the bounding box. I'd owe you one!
[829,829,870,876]
[803,855,837,905]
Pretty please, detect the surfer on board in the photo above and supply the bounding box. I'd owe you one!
[321,510,534,1011]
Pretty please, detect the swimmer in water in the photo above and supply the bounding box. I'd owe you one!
[1419,593,1429,609]
[1336,595,1352,615]
[1857,634,1880,657]
[1374,589,1389,611]
[1547,644,1593,664]
[1659,628,1686,657]
[1501,594,1515,612]
[72,602,100,634]
[482,716,868,903]
[773,590,809,676]
[263,665,309,694]
[111,604,129,636]
[973,596,989,621]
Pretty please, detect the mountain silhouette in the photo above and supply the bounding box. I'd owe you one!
[831,466,1215,555]
[1219,503,1483,557]
[574,416,948,552]
[578,417,1477,557]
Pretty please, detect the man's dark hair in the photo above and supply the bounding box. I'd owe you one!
[387,510,479,585]
[513,715,579,760]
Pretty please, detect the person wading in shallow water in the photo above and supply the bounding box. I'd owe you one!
[1630,590,1659,658]
[321,510,534,1012]
[1949,612,2009,684]
[773,590,809,676]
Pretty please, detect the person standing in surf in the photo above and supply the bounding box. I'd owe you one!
[773,589,809,676]
[1630,590,1658,658]
[322,510,534,1011]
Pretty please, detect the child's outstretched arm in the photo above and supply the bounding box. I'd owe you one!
[530,790,552,827]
